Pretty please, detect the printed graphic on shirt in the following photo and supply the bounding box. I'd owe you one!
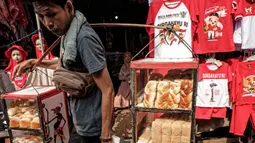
[208,80,219,102]
[245,6,252,15]
[197,79,229,107]
[203,6,227,41]
[153,2,192,58]
[243,75,255,97]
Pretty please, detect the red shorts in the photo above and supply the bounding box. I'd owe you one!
[195,107,227,120]
[230,104,255,136]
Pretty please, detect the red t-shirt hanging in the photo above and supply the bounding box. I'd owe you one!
[234,0,255,49]
[146,0,197,58]
[226,57,242,102]
[194,0,235,54]
[235,61,255,105]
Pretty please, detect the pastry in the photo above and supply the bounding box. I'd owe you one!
[10,117,20,128]
[179,79,193,109]
[31,117,40,129]
[20,117,31,128]
[8,107,20,116]
[155,81,173,109]
[144,81,158,108]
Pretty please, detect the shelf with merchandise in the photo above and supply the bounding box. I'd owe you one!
[130,57,198,143]
[9,128,42,134]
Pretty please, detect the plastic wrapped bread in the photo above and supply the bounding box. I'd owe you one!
[179,79,193,109]
[155,81,172,109]
[152,118,168,143]
[144,80,158,107]
[181,122,191,143]
[171,120,182,143]
[162,120,173,143]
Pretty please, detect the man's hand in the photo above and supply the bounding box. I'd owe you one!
[12,59,37,80]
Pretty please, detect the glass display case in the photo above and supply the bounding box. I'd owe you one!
[130,58,199,143]
[1,86,70,143]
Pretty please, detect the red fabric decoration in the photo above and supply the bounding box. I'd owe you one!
[4,45,28,88]
[31,34,56,60]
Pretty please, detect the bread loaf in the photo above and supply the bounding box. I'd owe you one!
[144,81,158,108]
[162,121,172,143]
[152,119,166,143]
[171,120,182,142]
[181,122,191,143]
[155,81,172,109]
[179,79,193,109]
[168,81,181,109]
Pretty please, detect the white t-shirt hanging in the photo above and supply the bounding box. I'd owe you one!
[146,0,197,59]
[196,62,232,108]
[234,0,255,49]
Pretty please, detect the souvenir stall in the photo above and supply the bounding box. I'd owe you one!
[131,0,255,142]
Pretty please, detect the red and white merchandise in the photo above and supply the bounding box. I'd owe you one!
[230,61,255,136]
[234,0,255,49]
[232,61,255,105]
[196,62,232,119]
[194,0,235,54]
[146,0,197,59]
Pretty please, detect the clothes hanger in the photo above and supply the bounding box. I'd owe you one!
[244,49,255,62]
[205,53,222,70]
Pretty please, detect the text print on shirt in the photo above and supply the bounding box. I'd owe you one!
[204,6,227,41]
[243,75,255,97]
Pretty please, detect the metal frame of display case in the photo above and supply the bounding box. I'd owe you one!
[1,96,45,143]
[130,58,199,143]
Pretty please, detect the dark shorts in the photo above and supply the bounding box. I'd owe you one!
[69,128,100,143]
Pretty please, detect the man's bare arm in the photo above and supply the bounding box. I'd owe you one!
[12,58,59,80]
[92,67,114,142]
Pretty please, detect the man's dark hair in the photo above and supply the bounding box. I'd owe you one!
[22,0,68,8]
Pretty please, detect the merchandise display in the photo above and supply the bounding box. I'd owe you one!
[130,58,198,143]
[4,45,28,89]
[137,114,191,143]
[2,86,70,143]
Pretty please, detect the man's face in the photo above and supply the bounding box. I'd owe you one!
[33,1,73,36]
[209,16,219,26]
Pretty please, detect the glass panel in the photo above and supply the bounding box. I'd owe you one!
[6,98,40,129]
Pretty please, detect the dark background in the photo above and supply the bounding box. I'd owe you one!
[0,0,150,93]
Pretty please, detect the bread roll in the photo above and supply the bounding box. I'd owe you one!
[10,117,20,128]
[179,80,193,109]
[8,107,20,116]
[20,117,31,128]
[144,81,158,107]
[155,81,172,109]
[168,81,181,109]
[31,117,40,129]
